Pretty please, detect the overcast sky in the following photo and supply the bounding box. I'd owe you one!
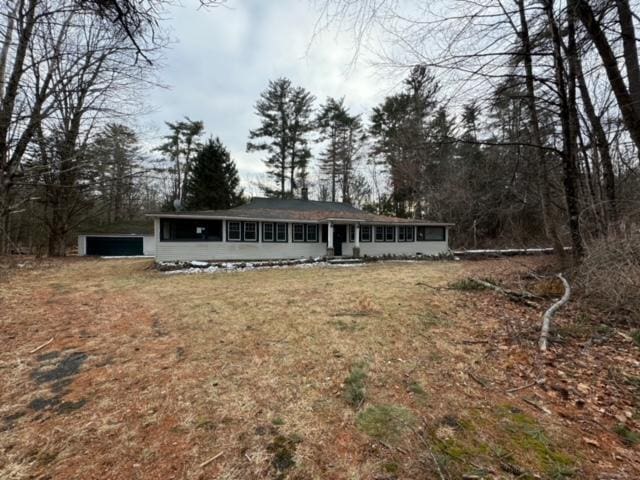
[143,0,401,191]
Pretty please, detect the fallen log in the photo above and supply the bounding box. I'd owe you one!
[470,278,540,307]
[539,273,571,351]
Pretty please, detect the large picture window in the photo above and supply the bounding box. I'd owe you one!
[160,218,223,241]
[417,226,446,241]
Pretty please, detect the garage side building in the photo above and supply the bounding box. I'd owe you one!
[78,234,155,256]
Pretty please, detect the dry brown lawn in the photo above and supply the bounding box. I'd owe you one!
[0,257,638,479]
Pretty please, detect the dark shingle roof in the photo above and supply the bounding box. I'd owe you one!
[237,197,363,213]
[147,197,451,225]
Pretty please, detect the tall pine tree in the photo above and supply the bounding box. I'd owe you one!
[247,78,314,198]
[316,97,365,203]
[184,138,243,210]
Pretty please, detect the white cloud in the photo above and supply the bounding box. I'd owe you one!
[146,0,398,189]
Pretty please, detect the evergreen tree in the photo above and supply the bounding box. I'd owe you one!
[247,78,315,198]
[155,118,204,208]
[90,123,142,223]
[184,138,243,210]
[316,97,365,203]
[370,65,439,216]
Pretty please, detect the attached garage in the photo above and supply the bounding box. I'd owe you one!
[78,234,155,257]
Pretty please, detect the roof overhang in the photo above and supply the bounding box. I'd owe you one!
[147,213,453,226]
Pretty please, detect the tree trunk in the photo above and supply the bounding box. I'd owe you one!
[575,0,640,156]
[575,51,617,224]
[516,0,566,259]
[616,0,640,120]
[545,0,584,261]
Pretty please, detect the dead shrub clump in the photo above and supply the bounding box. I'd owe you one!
[577,231,640,326]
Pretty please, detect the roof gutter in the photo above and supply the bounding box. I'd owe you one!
[147,213,453,226]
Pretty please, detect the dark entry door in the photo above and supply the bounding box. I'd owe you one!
[333,225,346,256]
[86,236,143,256]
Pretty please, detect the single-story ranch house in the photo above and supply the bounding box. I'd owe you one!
[147,197,452,262]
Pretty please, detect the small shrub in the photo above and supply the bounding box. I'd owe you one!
[344,362,368,408]
[449,277,497,291]
[578,232,640,326]
[331,319,364,332]
[408,380,426,396]
[614,424,640,446]
[267,434,302,473]
[632,330,640,348]
[356,404,416,443]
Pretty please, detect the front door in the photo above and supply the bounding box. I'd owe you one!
[333,225,346,256]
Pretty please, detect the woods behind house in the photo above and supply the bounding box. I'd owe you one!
[2,0,640,273]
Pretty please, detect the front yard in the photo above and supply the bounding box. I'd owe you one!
[1,257,638,479]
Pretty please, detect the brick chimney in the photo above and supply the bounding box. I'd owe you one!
[301,187,309,201]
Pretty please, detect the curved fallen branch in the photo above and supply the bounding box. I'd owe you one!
[539,273,571,351]
[470,278,540,307]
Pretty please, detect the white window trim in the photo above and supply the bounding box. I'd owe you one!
[360,225,372,242]
[263,222,274,242]
[243,222,258,242]
[227,221,241,241]
[293,224,305,242]
[306,224,318,242]
[276,223,288,242]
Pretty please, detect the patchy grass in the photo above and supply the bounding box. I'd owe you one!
[356,404,416,444]
[449,277,489,291]
[407,380,426,396]
[0,256,638,479]
[343,361,368,408]
[449,276,498,291]
[429,406,575,479]
[614,424,640,446]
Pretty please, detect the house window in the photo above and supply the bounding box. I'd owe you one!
[276,223,288,242]
[406,226,414,241]
[243,222,258,241]
[306,224,318,242]
[360,225,372,242]
[263,223,274,242]
[349,225,355,243]
[417,226,446,241]
[385,226,395,242]
[399,226,414,242]
[160,218,223,241]
[375,225,385,242]
[293,224,305,242]
[227,221,241,241]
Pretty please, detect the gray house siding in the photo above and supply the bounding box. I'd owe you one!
[153,219,449,262]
